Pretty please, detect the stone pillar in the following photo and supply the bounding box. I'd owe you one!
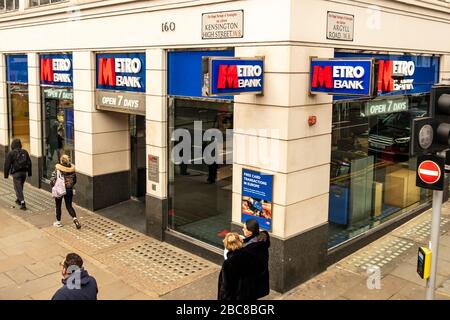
[232,46,334,292]
[145,48,168,240]
[73,51,130,210]
[440,55,450,85]
[0,54,8,170]
[28,53,43,187]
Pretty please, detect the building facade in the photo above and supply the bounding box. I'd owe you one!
[1,0,450,292]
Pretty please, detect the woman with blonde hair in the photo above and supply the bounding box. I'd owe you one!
[218,232,261,300]
[50,155,81,229]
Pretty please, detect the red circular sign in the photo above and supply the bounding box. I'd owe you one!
[418,160,442,184]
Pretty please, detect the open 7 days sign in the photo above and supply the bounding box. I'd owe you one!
[95,53,146,116]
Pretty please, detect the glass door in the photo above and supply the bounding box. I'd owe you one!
[130,115,147,200]
[41,88,74,181]
[7,84,30,152]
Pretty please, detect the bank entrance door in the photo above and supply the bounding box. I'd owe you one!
[130,115,146,200]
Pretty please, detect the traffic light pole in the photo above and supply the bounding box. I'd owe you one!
[426,182,444,300]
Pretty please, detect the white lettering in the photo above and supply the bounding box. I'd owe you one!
[236,65,262,77]
[393,61,415,77]
[238,78,261,88]
[116,76,142,88]
[333,66,365,78]
[52,59,71,72]
[53,73,71,83]
[115,58,142,73]
[102,97,116,105]
[334,79,364,89]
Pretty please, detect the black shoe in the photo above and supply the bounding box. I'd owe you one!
[73,218,81,230]
[20,202,27,211]
[15,199,21,205]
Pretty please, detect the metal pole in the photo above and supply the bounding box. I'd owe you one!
[426,189,443,300]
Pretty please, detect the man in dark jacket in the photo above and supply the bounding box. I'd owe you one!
[52,253,98,300]
[3,138,32,210]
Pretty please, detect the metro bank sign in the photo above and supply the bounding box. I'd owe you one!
[96,53,146,93]
[310,59,375,96]
[40,54,73,87]
[203,57,264,96]
[310,54,439,98]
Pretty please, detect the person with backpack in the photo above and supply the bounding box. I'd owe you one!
[50,155,81,229]
[3,138,32,211]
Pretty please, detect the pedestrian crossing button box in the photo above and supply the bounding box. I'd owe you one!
[417,247,431,280]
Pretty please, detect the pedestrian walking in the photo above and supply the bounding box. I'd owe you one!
[52,253,98,300]
[242,218,271,299]
[50,155,81,229]
[3,138,32,211]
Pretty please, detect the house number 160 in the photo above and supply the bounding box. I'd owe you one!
[162,22,176,32]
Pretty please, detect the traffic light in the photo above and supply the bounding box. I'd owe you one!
[411,85,450,156]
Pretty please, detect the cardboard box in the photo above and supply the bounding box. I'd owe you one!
[384,168,420,208]
[373,181,383,217]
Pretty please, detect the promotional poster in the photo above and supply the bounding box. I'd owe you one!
[241,169,273,231]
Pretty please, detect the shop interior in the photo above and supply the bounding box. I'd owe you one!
[168,97,233,248]
[328,94,433,248]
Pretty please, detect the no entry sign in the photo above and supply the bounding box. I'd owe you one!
[416,155,445,190]
[418,161,441,184]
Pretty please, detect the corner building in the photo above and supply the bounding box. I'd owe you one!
[1,0,450,292]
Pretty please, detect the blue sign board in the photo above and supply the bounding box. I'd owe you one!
[242,169,273,231]
[334,52,440,100]
[96,53,146,93]
[310,58,375,97]
[40,54,73,87]
[207,58,264,96]
[6,55,28,84]
[168,49,234,99]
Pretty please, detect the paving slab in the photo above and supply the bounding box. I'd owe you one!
[0,273,15,289]
[5,266,39,284]
[97,280,140,300]
[0,272,60,300]
[341,275,410,300]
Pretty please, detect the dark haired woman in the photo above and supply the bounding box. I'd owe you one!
[242,218,271,299]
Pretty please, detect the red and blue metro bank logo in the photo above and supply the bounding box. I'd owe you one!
[40,54,73,87]
[310,58,375,96]
[209,58,264,96]
[96,53,146,93]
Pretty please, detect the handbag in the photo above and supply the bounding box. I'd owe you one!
[52,170,67,198]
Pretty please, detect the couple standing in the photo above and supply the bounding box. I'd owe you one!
[218,219,271,300]
[3,138,81,229]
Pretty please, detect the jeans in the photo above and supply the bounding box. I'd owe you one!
[12,171,27,203]
[55,189,77,221]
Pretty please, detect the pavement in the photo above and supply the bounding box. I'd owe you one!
[1,177,450,300]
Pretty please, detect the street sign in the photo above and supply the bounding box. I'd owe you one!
[418,161,441,184]
[416,155,445,190]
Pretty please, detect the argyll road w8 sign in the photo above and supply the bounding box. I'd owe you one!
[95,53,146,116]
[202,57,264,96]
[310,58,375,97]
[40,54,73,87]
